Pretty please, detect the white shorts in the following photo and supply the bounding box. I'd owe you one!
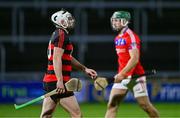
[112,76,148,98]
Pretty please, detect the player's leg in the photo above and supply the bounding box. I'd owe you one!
[59,95,82,118]
[136,96,159,118]
[40,97,57,118]
[105,88,127,118]
[105,79,131,118]
[40,82,58,118]
[133,76,159,118]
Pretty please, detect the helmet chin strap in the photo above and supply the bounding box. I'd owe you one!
[121,19,128,27]
[60,20,69,29]
[54,22,69,34]
[111,19,128,32]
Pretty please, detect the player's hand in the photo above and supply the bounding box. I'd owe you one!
[56,80,65,94]
[114,73,126,83]
[85,68,97,79]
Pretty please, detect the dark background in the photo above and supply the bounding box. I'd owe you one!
[0,0,179,74]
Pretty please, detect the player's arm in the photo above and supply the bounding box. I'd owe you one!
[114,48,139,82]
[121,48,139,74]
[71,57,86,72]
[53,47,65,93]
[71,57,97,79]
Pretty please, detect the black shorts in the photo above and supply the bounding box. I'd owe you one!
[43,81,74,103]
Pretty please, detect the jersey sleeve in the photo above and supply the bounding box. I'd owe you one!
[54,29,68,49]
[127,34,139,50]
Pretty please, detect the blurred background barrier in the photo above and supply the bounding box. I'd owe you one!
[0,0,180,103]
[1,78,180,103]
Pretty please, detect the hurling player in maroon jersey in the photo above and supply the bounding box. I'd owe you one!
[40,9,97,118]
[105,11,159,118]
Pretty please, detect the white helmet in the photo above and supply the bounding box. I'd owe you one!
[51,10,75,29]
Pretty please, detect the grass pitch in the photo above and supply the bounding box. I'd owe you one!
[0,102,179,118]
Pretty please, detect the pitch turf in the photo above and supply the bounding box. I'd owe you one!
[0,102,180,118]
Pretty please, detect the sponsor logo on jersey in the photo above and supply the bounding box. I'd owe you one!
[116,49,126,54]
[115,38,126,46]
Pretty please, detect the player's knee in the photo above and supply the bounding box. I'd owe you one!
[70,109,82,117]
[40,109,54,118]
[41,114,52,118]
[139,102,154,112]
[139,102,150,111]
[107,101,118,111]
[139,102,159,117]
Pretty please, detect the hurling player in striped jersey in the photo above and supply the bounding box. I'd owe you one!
[105,11,159,118]
[40,9,97,118]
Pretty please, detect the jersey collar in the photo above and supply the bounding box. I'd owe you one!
[57,27,69,34]
[119,26,128,37]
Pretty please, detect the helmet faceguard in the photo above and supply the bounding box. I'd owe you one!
[111,11,131,31]
[51,10,75,30]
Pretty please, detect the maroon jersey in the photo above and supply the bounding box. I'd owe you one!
[43,29,73,82]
